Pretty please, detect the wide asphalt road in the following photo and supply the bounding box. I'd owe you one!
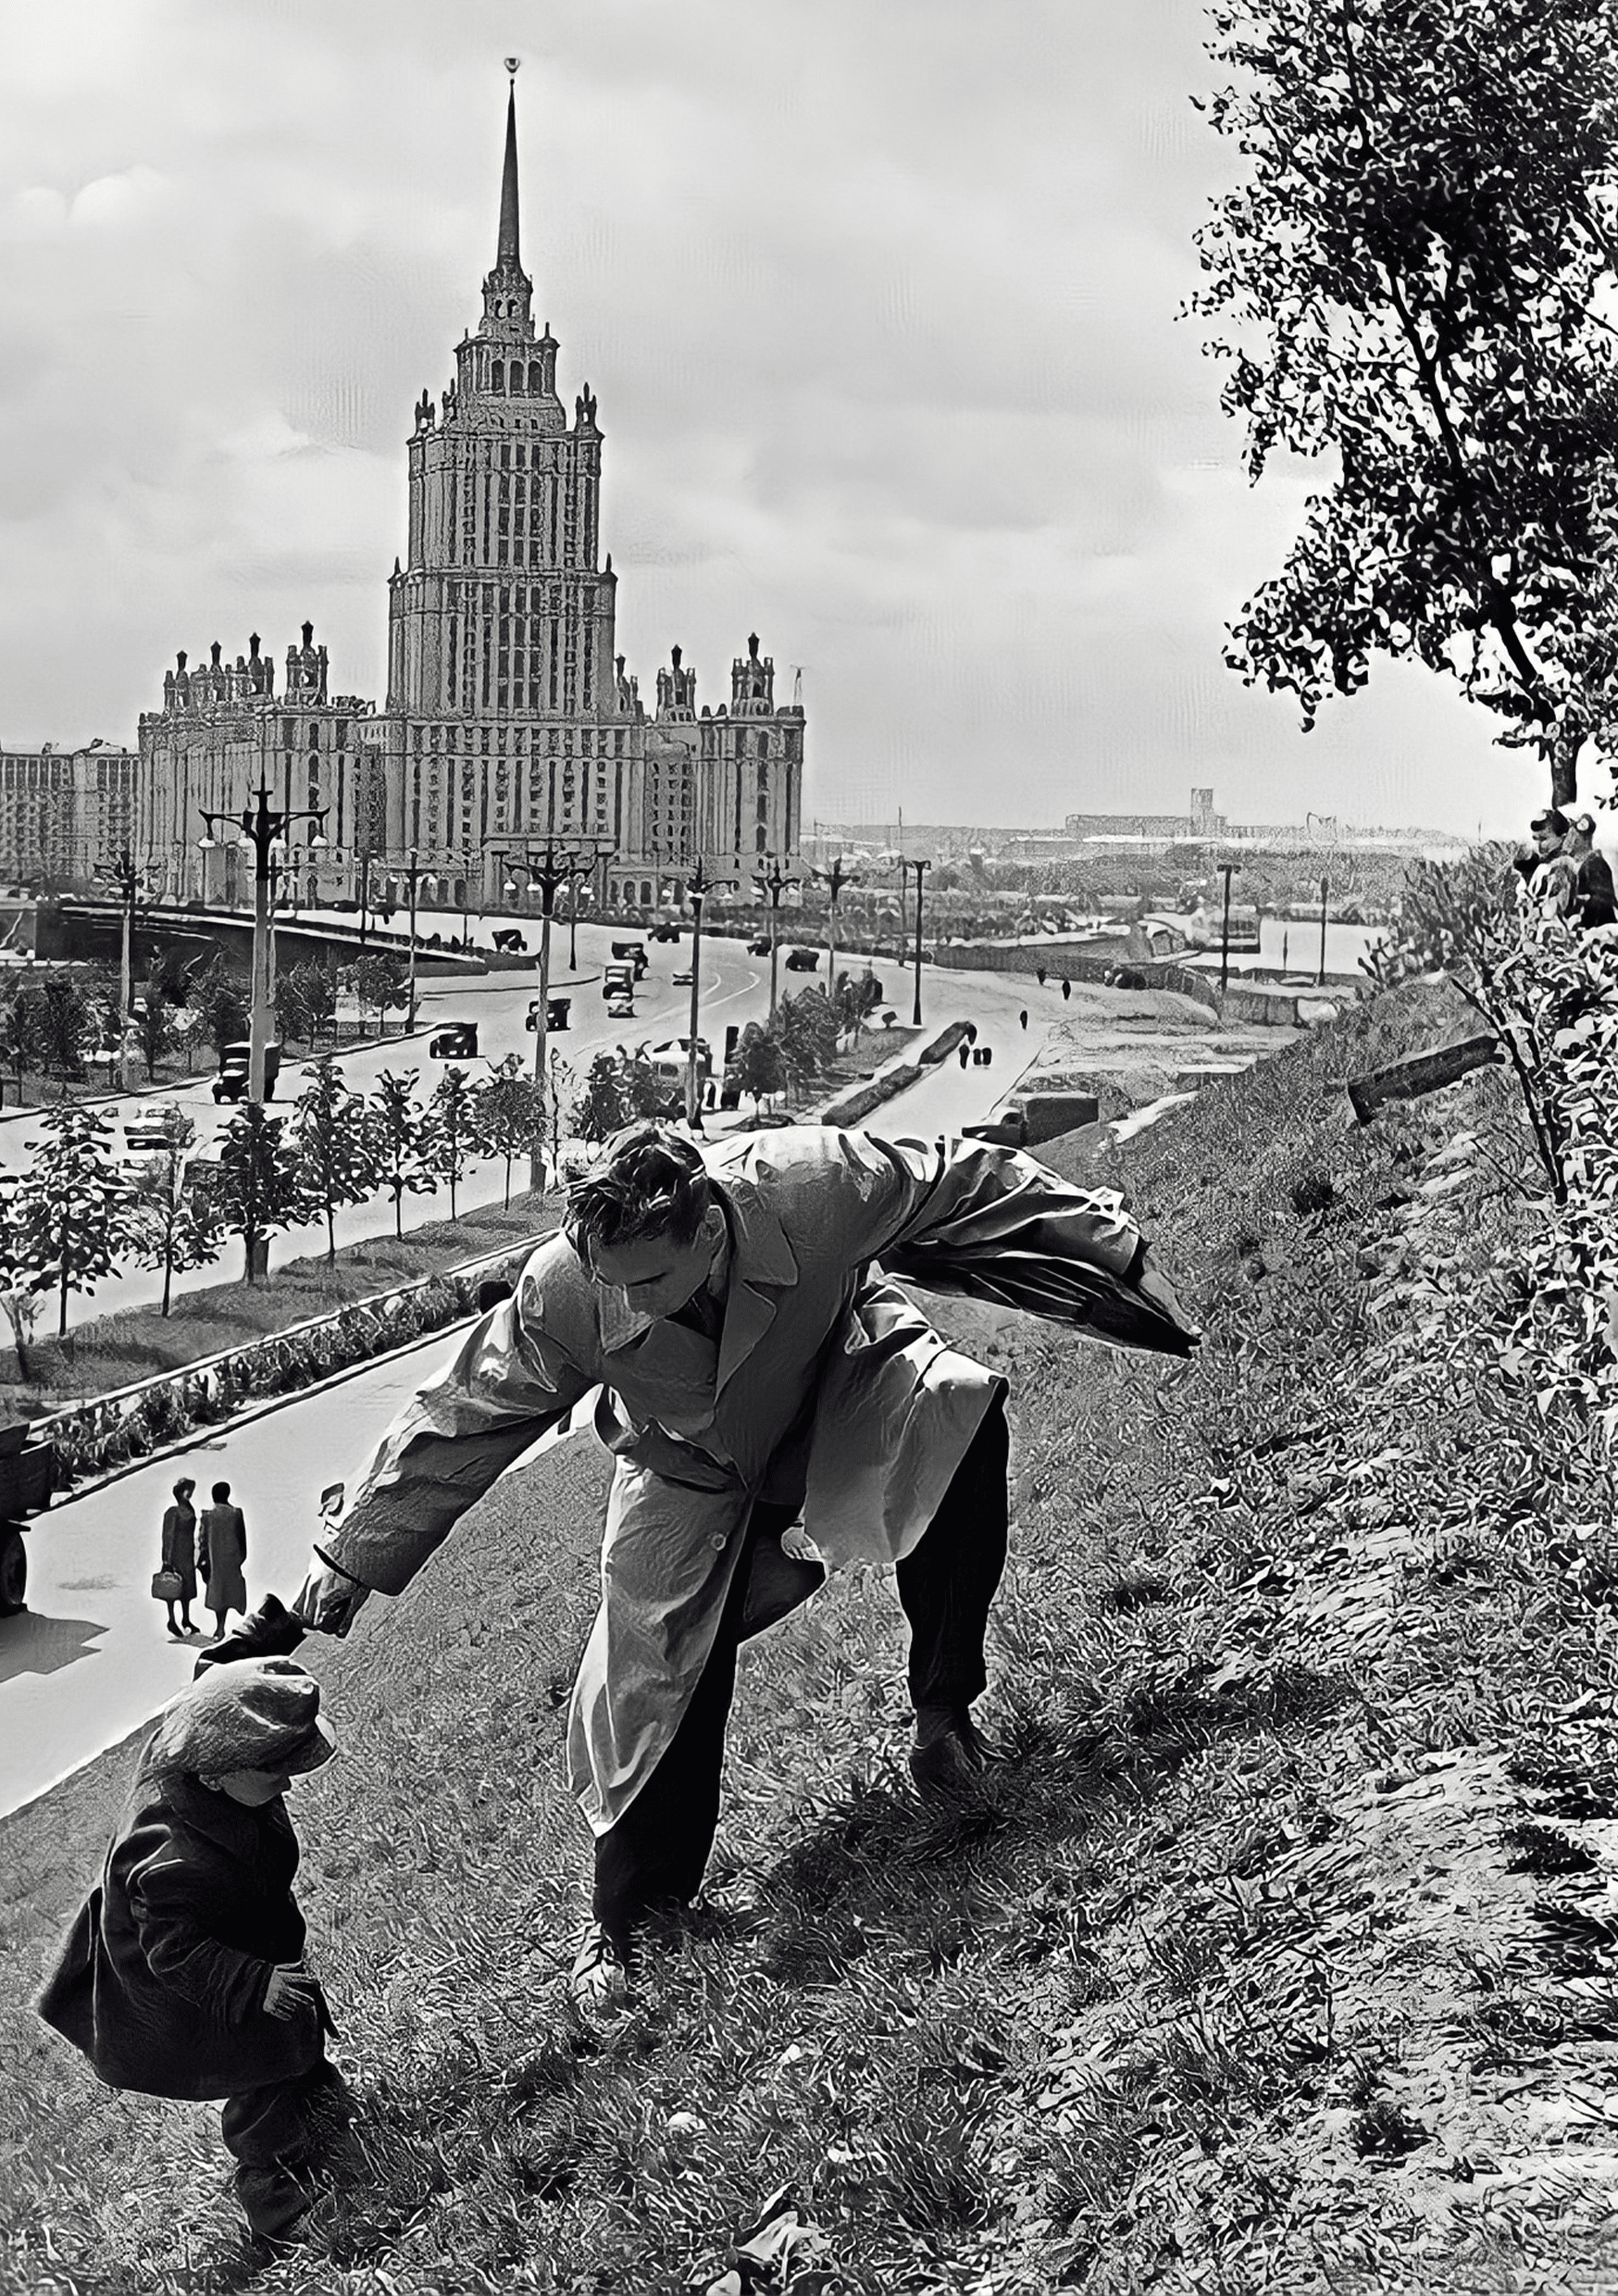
[0,913,1052,1333]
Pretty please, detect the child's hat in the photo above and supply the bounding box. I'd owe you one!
[156,1655,337,1778]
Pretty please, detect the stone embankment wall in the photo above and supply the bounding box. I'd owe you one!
[932,937,1347,1027]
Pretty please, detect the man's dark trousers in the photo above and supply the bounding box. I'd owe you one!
[592,1391,1010,1936]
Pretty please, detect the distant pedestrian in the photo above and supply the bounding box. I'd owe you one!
[157,1478,200,1639]
[36,1656,349,2243]
[1019,1010,1027,1030]
[1062,979,1071,1002]
[1568,813,1618,930]
[201,1481,249,1642]
[958,1042,969,1068]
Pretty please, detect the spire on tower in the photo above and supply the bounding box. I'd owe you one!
[497,61,521,272]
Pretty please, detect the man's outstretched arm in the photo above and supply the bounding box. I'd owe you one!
[296,1266,596,1633]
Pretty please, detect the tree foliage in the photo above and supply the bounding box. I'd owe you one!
[471,1054,542,1209]
[126,1108,226,1314]
[367,1067,436,1241]
[425,1065,480,1222]
[213,1104,304,1283]
[731,1022,787,1114]
[10,1103,135,1335]
[289,1056,380,1261]
[1193,0,1618,800]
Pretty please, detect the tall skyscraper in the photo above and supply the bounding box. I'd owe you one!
[137,70,803,914]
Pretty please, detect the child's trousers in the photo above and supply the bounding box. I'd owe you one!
[221,2058,346,2239]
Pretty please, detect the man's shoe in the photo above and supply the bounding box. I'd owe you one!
[908,1709,987,1802]
[567,1923,630,2023]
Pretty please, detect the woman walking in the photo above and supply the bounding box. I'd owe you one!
[200,1480,249,1642]
[157,1478,200,1639]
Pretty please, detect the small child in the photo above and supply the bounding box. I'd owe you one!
[37,1655,348,2243]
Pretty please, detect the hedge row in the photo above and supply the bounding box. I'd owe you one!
[42,1256,525,1491]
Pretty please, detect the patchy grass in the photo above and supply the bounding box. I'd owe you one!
[0,1191,565,1418]
[4,974,1618,2291]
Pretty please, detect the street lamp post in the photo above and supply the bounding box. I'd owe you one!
[681,855,737,1129]
[357,850,372,952]
[900,857,932,1029]
[402,852,424,1031]
[1318,874,1330,988]
[97,848,144,1018]
[198,778,328,1105]
[1217,861,1239,995]
[507,841,609,1190]
[814,855,859,991]
[753,855,800,1024]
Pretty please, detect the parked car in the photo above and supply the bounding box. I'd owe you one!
[611,940,649,976]
[652,923,680,942]
[525,997,573,1031]
[213,1042,283,1102]
[491,928,527,954]
[785,949,820,971]
[746,937,772,956]
[428,1022,479,1060]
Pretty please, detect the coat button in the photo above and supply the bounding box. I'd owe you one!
[710,1532,728,1551]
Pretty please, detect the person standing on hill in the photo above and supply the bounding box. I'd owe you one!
[292,1123,1198,2021]
[1567,813,1618,930]
[201,1481,250,1643]
[158,1477,200,1639]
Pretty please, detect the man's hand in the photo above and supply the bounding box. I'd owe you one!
[292,1556,371,1638]
[263,1961,318,2021]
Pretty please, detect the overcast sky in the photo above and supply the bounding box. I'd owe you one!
[0,0,1556,837]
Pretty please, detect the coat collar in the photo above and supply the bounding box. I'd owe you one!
[590,1154,799,1387]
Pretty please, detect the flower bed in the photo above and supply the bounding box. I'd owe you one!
[38,1247,526,1492]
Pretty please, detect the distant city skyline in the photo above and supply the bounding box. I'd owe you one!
[0,1,1584,841]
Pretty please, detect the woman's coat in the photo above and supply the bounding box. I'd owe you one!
[319,1127,1193,1832]
[159,1499,198,1602]
[200,1504,248,1616]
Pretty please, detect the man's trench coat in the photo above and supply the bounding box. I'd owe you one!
[319,1127,1191,1832]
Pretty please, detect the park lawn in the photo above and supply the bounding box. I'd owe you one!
[0,1189,564,1420]
[5,973,1616,2292]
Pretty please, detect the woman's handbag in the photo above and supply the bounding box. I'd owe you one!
[150,1568,183,1603]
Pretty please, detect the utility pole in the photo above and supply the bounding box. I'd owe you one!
[1318,873,1330,988]
[903,856,932,1029]
[507,841,608,1189]
[198,780,327,1105]
[99,848,143,1018]
[357,850,372,952]
[1218,861,1239,994]
[681,855,737,1128]
[403,852,423,1032]
[753,855,800,1025]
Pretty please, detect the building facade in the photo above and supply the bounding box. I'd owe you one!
[136,77,803,914]
[0,739,136,887]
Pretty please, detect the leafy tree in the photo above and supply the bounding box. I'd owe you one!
[213,1103,304,1283]
[367,1067,435,1240]
[776,988,840,1093]
[10,1102,135,1336]
[425,1064,480,1221]
[289,1056,380,1261]
[0,1180,42,1375]
[38,973,90,1085]
[832,969,884,1047]
[732,1021,787,1115]
[134,973,174,1081]
[0,985,44,1107]
[471,1054,543,1208]
[345,953,401,1036]
[570,1049,672,1142]
[1193,0,1618,803]
[278,959,336,1048]
[126,1108,226,1314]
[193,955,250,1063]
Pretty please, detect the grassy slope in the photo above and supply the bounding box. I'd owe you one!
[5,977,1618,2293]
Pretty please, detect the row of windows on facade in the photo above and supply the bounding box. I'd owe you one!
[4,758,136,791]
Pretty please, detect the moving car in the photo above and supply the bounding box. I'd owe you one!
[213,1042,283,1102]
[672,969,694,986]
[428,1021,479,1060]
[525,997,573,1031]
[603,963,637,999]
[784,949,820,972]
[605,995,637,1020]
[746,937,772,956]
[123,1107,178,1151]
[651,923,680,942]
[611,940,650,977]
[491,928,527,954]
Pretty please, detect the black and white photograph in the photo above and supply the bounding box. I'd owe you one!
[4,3,1618,2289]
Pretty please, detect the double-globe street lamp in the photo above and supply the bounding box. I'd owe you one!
[197,779,328,1106]
[812,855,859,991]
[900,855,932,1029]
[93,846,156,1020]
[505,840,610,1190]
[753,855,800,1025]
[678,855,737,1129]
